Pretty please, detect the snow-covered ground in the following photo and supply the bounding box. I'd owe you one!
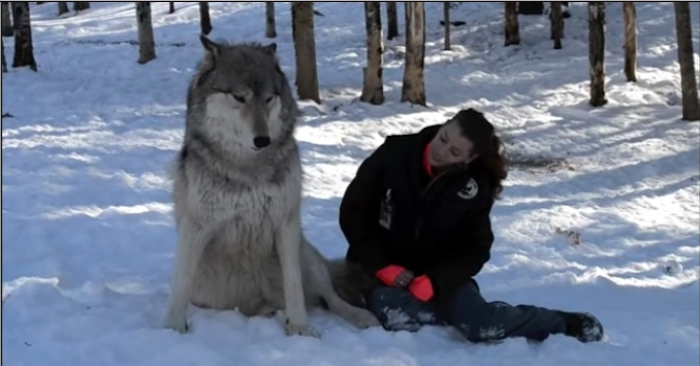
[2,2,699,365]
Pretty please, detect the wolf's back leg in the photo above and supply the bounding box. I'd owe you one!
[301,239,380,329]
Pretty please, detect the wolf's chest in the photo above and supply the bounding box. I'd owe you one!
[198,178,298,223]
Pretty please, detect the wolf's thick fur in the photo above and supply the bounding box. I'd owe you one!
[162,35,379,337]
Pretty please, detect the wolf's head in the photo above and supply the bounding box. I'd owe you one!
[186,35,298,153]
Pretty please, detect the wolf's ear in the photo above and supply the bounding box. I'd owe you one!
[200,34,220,56]
[261,43,277,55]
[199,34,219,72]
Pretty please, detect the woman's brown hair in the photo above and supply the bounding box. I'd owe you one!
[451,108,508,200]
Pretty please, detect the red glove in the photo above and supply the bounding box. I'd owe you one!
[408,275,434,302]
[376,265,406,286]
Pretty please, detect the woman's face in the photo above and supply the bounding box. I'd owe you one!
[428,121,478,167]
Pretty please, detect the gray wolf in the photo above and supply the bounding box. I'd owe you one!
[161,35,379,337]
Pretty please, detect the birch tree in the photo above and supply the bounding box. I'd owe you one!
[401,2,426,106]
[136,2,156,64]
[265,2,276,38]
[292,2,320,103]
[551,2,563,49]
[1,2,12,36]
[504,2,519,46]
[674,2,700,121]
[623,2,637,82]
[73,2,89,12]
[2,38,7,73]
[588,2,607,107]
[361,2,384,105]
[199,2,212,35]
[58,1,69,15]
[11,2,36,71]
[443,2,451,50]
[386,2,398,40]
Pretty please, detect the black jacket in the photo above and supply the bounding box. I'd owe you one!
[339,125,495,306]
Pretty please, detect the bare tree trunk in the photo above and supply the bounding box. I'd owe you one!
[588,2,607,107]
[622,2,637,82]
[57,1,69,15]
[386,2,398,40]
[199,2,212,35]
[674,2,700,121]
[1,38,7,73]
[292,2,320,103]
[401,2,426,106]
[443,2,451,50]
[73,2,89,11]
[169,2,175,14]
[265,2,276,38]
[361,2,384,105]
[504,2,519,46]
[551,1,563,49]
[136,2,156,64]
[1,2,13,36]
[11,2,36,71]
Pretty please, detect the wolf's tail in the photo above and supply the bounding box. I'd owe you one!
[327,259,377,309]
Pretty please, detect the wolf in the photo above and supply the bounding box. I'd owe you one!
[161,35,380,337]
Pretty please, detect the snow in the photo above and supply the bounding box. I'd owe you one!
[2,1,699,365]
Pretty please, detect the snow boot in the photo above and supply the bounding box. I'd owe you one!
[558,311,604,343]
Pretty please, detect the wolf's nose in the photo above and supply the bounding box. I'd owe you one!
[253,136,271,149]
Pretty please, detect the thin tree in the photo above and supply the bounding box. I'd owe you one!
[1,2,12,36]
[622,2,637,82]
[169,2,175,14]
[588,2,607,107]
[504,2,519,46]
[551,1,563,49]
[11,2,36,71]
[136,2,156,64]
[73,2,89,11]
[265,2,276,38]
[1,38,7,73]
[199,2,212,35]
[361,2,384,105]
[443,2,451,50]
[401,2,426,106]
[386,2,398,40]
[57,1,69,15]
[291,2,320,103]
[674,2,700,121]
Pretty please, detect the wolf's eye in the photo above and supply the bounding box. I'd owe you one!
[233,95,246,103]
[213,87,231,94]
[265,96,275,104]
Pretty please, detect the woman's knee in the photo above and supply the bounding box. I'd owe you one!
[366,287,407,312]
[366,286,438,332]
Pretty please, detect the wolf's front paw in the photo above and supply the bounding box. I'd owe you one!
[347,308,381,329]
[275,310,320,337]
[163,313,189,333]
[285,321,320,337]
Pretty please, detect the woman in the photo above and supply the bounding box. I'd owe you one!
[338,108,603,344]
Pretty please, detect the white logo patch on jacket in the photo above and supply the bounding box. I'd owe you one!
[457,178,478,200]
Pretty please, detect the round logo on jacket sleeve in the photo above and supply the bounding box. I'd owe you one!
[457,178,478,200]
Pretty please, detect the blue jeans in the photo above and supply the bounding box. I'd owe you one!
[366,280,567,343]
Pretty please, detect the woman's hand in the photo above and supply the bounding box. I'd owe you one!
[376,265,414,288]
[393,269,415,287]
